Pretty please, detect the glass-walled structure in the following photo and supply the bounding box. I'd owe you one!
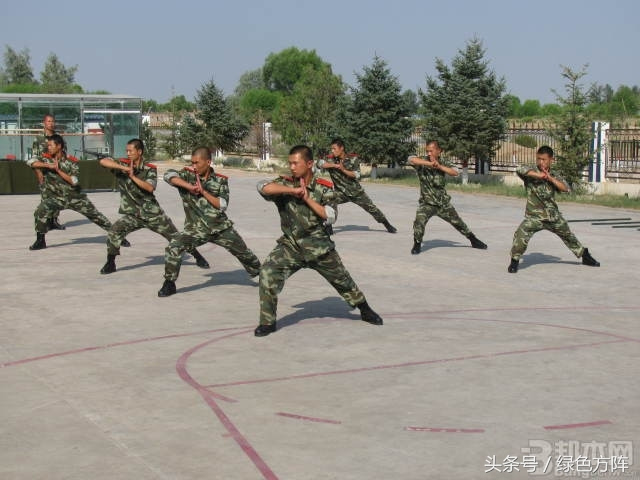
[0,94,141,160]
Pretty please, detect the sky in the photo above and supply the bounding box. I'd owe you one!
[4,0,639,106]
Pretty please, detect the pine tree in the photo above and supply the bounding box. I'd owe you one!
[3,46,36,85]
[419,38,509,172]
[546,65,592,189]
[40,53,79,93]
[195,78,247,152]
[343,56,414,166]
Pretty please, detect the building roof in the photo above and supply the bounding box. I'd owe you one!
[0,93,141,102]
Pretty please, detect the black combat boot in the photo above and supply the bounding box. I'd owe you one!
[29,233,46,251]
[357,301,383,325]
[100,254,116,274]
[468,234,488,249]
[254,323,277,337]
[581,248,600,267]
[411,241,421,255]
[121,238,131,247]
[157,280,176,297]
[382,220,397,234]
[48,217,66,230]
[191,249,210,269]
[507,258,519,273]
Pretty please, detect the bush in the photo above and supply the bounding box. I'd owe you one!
[513,134,537,149]
[221,156,254,168]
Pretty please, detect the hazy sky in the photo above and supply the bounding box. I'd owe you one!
[4,0,639,105]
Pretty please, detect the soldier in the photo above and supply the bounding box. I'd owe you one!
[98,138,209,275]
[26,134,113,250]
[508,145,600,273]
[407,140,487,254]
[158,146,260,297]
[254,144,383,337]
[31,113,64,230]
[317,138,397,233]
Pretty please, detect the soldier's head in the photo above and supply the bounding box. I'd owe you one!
[536,145,554,171]
[47,134,65,156]
[126,138,144,163]
[426,141,442,159]
[288,145,314,179]
[43,114,56,134]
[330,138,346,158]
[191,146,212,175]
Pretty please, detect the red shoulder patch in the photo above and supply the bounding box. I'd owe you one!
[144,163,157,169]
[215,172,228,179]
[42,153,52,159]
[67,155,79,163]
[119,158,132,165]
[316,178,334,188]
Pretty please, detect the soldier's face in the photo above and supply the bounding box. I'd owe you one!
[43,116,55,132]
[126,145,143,163]
[288,153,313,178]
[536,153,553,171]
[426,144,442,158]
[47,140,61,156]
[191,155,211,175]
[330,144,344,158]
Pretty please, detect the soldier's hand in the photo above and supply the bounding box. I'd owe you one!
[299,177,309,200]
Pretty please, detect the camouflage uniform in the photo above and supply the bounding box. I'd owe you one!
[32,132,62,222]
[320,156,390,224]
[510,165,583,260]
[27,153,112,233]
[411,158,473,243]
[163,167,260,281]
[257,175,366,326]
[105,159,179,255]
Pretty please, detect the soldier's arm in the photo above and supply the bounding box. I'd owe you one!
[165,171,199,194]
[99,157,128,172]
[544,172,569,192]
[129,167,155,193]
[259,181,303,198]
[299,178,329,220]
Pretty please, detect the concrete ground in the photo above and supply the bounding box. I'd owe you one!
[1,167,638,480]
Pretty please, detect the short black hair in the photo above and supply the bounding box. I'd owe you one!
[192,146,212,160]
[537,145,554,157]
[127,138,145,154]
[289,145,313,161]
[48,133,65,149]
[330,138,345,149]
[427,140,441,149]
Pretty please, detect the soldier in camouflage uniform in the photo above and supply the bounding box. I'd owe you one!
[408,141,487,254]
[317,138,397,233]
[31,114,64,230]
[508,145,600,273]
[26,134,113,250]
[158,146,260,297]
[98,138,209,275]
[254,144,383,337]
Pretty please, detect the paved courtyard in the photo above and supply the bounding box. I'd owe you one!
[1,166,638,479]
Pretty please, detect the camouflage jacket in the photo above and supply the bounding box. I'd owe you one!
[31,130,54,158]
[164,167,232,232]
[26,153,82,198]
[259,175,337,261]
[320,155,363,197]
[517,165,567,222]
[108,158,165,218]
[412,157,456,207]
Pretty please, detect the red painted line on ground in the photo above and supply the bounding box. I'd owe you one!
[543,420,612,430]
[176,329,279,480]
[275,412,342,425]
[206,339,626,389]
[405,426,484,433]
[0,326,252,369]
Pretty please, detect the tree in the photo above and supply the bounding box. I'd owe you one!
[3,46,36,85]
[274,65,345,153]
[234,68,265,97]
[419,38,509,172]
[40,53,79,93]
[341,56,414,166]
[520,99,542,117]
[239,88,280,122]
[177,114,204,154]
[401,89,419,116]
[505,94,522,117]
[141,121,157,159]
[546,65,592,189]
[163,94,195,113]
[263,47,328,94]
[195,78,247,152]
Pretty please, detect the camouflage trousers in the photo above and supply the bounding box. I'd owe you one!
[258,245,366,325]
[335,190,388,223]
[34,194,111,234]
[413,201,472,243]
[510,216,584,261]
[40,184,61,222]
[107,213,178,255]
[164,226,260,281]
